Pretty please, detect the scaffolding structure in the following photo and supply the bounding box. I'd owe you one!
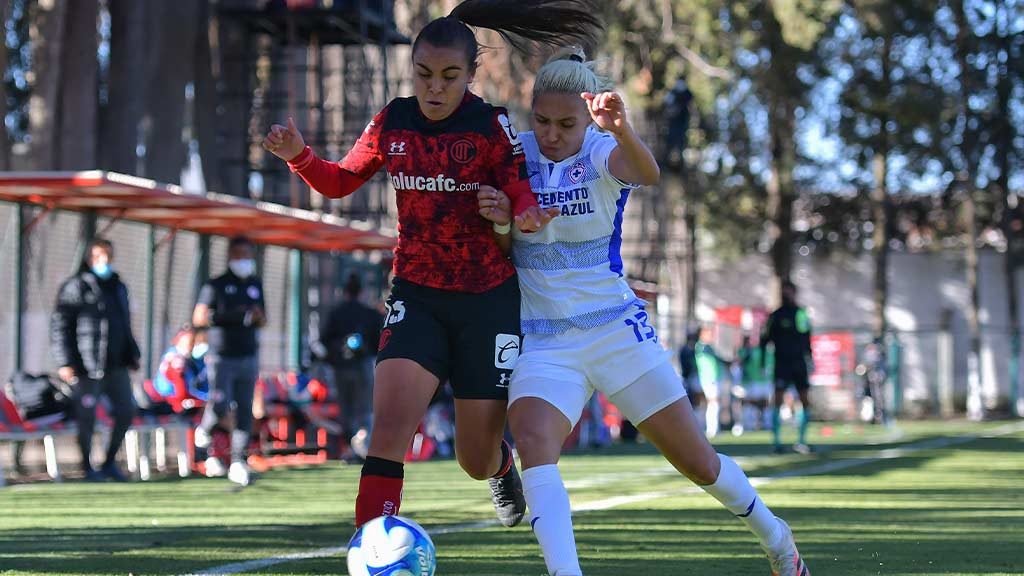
[211,1,410,363]
[216,0,409,221]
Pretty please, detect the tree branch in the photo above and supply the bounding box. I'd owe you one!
[673,44,733,81]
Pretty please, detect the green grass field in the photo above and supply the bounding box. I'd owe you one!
[2,420,1023,575]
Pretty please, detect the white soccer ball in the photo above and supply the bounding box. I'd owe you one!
[347,515,436,576]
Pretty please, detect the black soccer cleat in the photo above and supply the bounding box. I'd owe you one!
[488,459,527,527]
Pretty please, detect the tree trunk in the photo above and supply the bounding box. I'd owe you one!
[953,0,985,419]
[767,100,797,301]
[100,0,148,174]
[26,0,68,170]
[872,33,893,341]
[964,189,985,420]
[0,0,10,171]
[143,1,200,183]
[57,0,99,169]
[760,0,801,303]
[995,1,1021,416]
[194,0,222,193]
[871,152,890,339]
[682,169,699,326]
[217,17,251,197]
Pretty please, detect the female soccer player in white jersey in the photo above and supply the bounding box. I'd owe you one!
[478,48,810,576]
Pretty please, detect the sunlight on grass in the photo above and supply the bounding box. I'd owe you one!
[0,421,1021,575]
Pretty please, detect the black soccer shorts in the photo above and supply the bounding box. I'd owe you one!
[376,275,522,400]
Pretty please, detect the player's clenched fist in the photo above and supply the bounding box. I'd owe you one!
[262,117,306,162]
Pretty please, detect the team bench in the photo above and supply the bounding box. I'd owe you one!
[0,388,191,487]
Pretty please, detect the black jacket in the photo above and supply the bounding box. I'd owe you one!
[197,271,265,358]
[50,270,141,379]
[320,299,384,366]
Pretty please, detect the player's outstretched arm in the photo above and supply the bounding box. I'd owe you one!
[263,117,306,161]
[583,91,660,186]
[263,117,370,199]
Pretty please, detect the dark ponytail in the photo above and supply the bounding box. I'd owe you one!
[413,0,603,72]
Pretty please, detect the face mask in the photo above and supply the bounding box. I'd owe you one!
[191,342,209,359]
[229,259,255,278]
[92,262,113,280]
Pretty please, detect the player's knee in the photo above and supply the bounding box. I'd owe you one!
[511,426,541,456]
[689,457,720,486]
[692,457,716,483]
[511,427,562,467]
[456,450,494,480]
[368,413,412,453]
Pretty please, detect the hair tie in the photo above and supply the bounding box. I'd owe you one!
[569,53,584,63]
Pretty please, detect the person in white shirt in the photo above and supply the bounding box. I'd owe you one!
[478,48,810,576]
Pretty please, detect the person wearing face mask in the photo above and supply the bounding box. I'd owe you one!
[51,238,142,482]
[191,236,266,486]
[153,324,209,414]
[477,49,810,576]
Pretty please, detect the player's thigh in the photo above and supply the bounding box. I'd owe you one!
[585,305,670,398]
[370,358,439,461]
[452,398,508,477]
[795,382,812,407]
[790,368,812,405]
[622,362,720,485]
[509,354,588,468]
[508,397,574,469]
[377,284,450,384]
[772,378,791,407]
[448,275,522,401]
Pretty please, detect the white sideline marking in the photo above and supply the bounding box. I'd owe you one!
[185,421,1024,575]
[187,547,347,575]
[563,465,676,489]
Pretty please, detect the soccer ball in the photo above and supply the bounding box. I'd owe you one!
[347,515,436,576]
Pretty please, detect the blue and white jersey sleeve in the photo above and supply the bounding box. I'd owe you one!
[591,132,642,191]
[513,127,644,335]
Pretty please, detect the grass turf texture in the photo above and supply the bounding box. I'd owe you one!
[1,421,1021,575]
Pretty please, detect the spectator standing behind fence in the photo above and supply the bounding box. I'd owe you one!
[761,280,814,454]
[319,273,384,461]
[50,238,141,482]
[192,236,266,486]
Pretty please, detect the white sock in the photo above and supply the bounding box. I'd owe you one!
[522,464,582,576]
[706,398,720,436]
[702,453,783,550]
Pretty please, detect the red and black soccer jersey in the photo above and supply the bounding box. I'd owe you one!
[288,91,537,293]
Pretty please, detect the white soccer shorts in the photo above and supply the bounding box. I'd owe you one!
[509,306,686,427]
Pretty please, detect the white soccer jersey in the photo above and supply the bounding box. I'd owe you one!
[513,127,643,335]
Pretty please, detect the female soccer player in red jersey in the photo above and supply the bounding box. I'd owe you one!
[263,0,599,528]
